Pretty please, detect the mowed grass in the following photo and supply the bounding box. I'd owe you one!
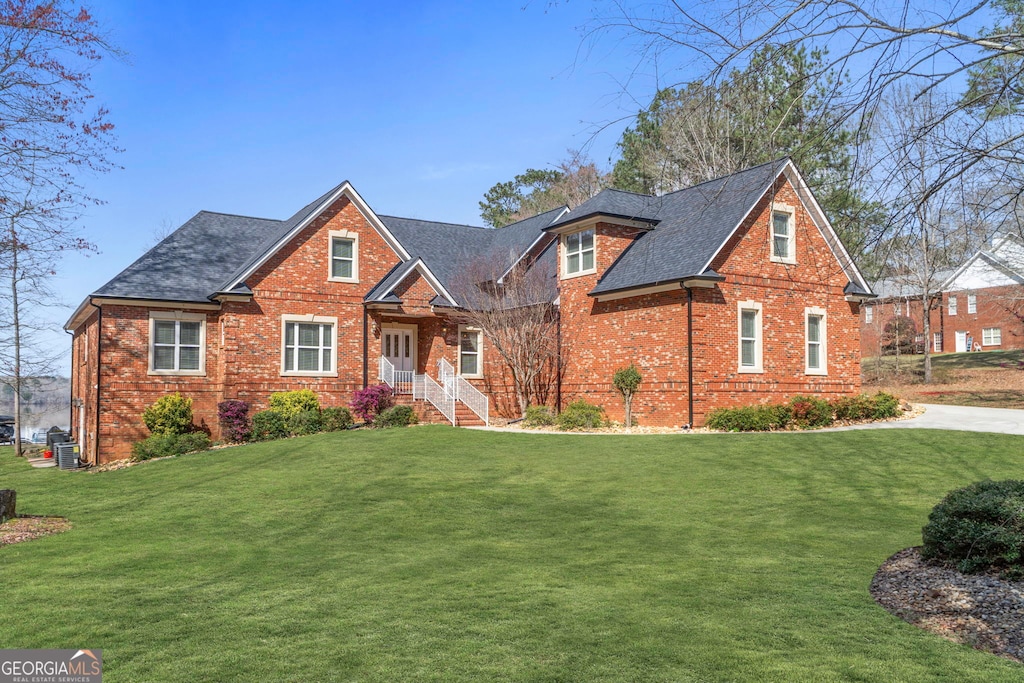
[863,349,1024,373]
[1,427,1023,681]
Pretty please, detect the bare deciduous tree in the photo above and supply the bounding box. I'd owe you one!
[450,252,560,417]
[0,2,120,455]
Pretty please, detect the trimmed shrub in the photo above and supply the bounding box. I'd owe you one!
[142,393,194,436]
[557,399,605,431]
[375,405,418,429]
[131,432,211,461]
[524,405,556,427]
[350,384,395,423]
[288,409,324,436]
[921,479,1024,579]
[217,399,251,442]
[322,406,354,432]
[871,392,901,419]
[789,395,834,428]
[705,404,792,432]
[269,389,321,420]
[831,394,875,422]
[250,410,289,441]
[612,364,642,428]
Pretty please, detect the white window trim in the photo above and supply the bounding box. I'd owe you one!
[148,311,207,376]
[983,327,1002,346]
[769,203,797,265]
[805,306,828,376]
[933,332,943,353]
[737,300,764,374]
[280,314,339,377]
[560,228,596,280]
[457,326,484,378]
[967,294,977,314]
[327,229,359,283]
[864,305,873,324]
[948,295,957,316]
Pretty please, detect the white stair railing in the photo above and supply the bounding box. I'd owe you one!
[438,357,456,399]
[393,371,414,395]
[455,375,489,426]
[412,373,424,400]
[421,374,455,425]
[379,356,395,389]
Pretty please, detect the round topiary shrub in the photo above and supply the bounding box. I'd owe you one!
[921,479,1024,579]
[557,399,605,431]
[142,393,194,436]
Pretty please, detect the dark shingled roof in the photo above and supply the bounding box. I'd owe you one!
[571,158,789,295]
[93,211,284,302]
[369,207,564,304]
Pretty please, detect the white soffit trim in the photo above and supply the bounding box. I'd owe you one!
[375,258,460,307]
[225,182,411,291]
[593,282,682,302]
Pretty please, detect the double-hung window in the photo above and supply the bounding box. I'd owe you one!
[805,307,827,375]
[563,229,595,277]
[328,231,358,282]
[737,301,763,373]
[864,306,873,324]
[983,328,1002,346]
[149,312,205,375]
[459,327,483,377]
[967,294,977,314]
[770,207,796,264]
[282,315,337,376]
[949,296,957,315]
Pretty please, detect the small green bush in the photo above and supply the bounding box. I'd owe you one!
[251,410,289,441]
[789,395,834,428]
[831,394,875,421]
[557,399,605,431]
[131,432,211,461]
[375,405,418,429]
[322,406,354,432]
[524,405,556,427]
[269,389,321,420]
[921,479,1024,579]
[871,392,901,419]
[705,404,792,432]
[142,393,194,436]
[288,409,324,436]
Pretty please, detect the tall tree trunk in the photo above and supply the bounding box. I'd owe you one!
[922,291,933,384]
[9,220,22,457]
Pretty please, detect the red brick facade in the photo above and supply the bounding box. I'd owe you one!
[559,179,861,427]
[860,285,1024,356]
[69,170,867,463]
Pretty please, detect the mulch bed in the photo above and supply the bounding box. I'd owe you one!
[0,515,71,547]
[871,547,1024,664]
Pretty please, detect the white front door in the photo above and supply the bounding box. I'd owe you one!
[383,328,414,372]
[955,331,967,353]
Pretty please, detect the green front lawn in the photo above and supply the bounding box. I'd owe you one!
[2,428,1023,681]
[863,349,1024,373]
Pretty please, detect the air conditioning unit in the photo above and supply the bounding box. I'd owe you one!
[56,442,80,470]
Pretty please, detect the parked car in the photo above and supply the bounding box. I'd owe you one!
[29,431,47,444]
[0,424,13,444]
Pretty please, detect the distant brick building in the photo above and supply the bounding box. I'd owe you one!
[860,236,1024,357]
[67,159,874,463]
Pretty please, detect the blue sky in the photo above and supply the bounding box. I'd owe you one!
[49,0,661,370]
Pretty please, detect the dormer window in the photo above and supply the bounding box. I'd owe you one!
[563,228,595,277]
[328,230,358,283]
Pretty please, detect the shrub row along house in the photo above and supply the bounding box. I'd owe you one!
[66,158,875,462]
[861,234,1024,356]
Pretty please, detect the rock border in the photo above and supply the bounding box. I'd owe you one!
[871,547,1024,664]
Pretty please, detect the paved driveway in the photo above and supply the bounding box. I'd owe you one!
[832,403,1024,436]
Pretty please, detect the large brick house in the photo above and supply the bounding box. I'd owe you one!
[861,235,1024,356]
[66,158,874,463]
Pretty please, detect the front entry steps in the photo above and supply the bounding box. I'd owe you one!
[393,394,486,427]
